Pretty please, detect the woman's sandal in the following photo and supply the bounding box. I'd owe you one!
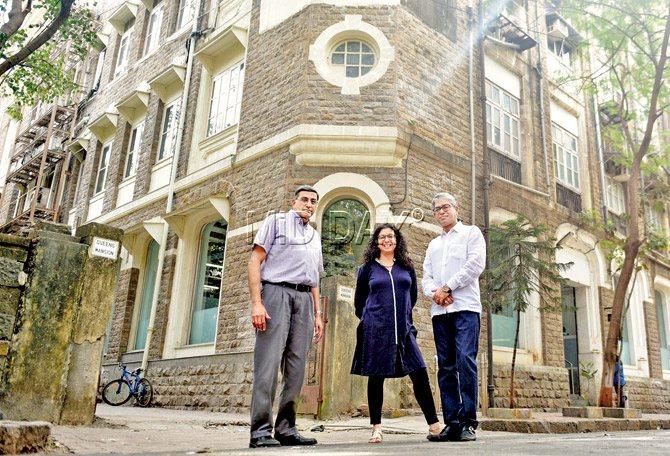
[427,423,442,439]
[369,427,383,443]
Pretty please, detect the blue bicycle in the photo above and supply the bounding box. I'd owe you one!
[102,364,153,407]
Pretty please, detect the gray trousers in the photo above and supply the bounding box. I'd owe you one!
[250,283,314,438]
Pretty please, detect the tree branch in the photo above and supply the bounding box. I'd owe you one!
[0,0,74,78]
[634,7,670,165]
[0,0,33,50]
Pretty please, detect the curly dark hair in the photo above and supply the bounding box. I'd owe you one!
[362,223,414,269]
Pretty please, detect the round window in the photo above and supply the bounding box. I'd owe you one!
[330,40,376,78]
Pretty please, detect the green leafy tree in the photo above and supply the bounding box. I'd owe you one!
[0,0,96,118]
[483,215,571,408]
[560,0,670,406]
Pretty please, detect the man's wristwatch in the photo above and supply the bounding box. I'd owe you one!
[441,285,452,295]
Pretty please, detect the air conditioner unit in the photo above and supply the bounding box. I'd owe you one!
[547,18,569,39]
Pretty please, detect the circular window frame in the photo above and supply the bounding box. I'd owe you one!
[309,15,395,95]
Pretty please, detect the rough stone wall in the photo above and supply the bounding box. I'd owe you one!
[626,377,670,413]
[105,267,140,362]
[0,234,29,389]
[492,364,570,410]
[101,352,254,412]
[643,299,664,379]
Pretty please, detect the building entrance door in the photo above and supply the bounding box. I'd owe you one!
[561,284,580,395]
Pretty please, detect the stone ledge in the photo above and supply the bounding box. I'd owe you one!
[0,421,51,454]
[488,408,533,419]
[563,407,604,418]
[480,417,670,434]
[602,408,642,419]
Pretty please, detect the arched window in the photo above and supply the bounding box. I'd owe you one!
[321,198,371,277]
[189,219,227,345]
[134,240,159,350]
[656,290,670,370]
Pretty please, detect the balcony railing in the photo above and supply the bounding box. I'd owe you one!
[556,183,582,213]
[489,149,522,184]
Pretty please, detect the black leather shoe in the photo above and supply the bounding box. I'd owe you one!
[274,433,317,446]
[459,425,476,442]
[249,436,281,448]
[426,425,460,442]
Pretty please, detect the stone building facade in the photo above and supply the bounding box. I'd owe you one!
[1,0,669,415]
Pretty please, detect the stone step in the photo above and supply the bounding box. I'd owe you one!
[0,421,51,454]
[481,415,667,434]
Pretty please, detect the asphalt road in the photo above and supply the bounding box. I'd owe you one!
[208,430,670,456]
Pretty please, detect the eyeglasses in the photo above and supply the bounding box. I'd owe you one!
[298,196,318,205]
[433,203,454,213]
[378,234,396,241]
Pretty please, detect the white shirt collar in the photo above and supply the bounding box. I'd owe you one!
[441,220,463,236]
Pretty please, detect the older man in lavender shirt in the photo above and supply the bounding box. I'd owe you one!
[247,185,324,448]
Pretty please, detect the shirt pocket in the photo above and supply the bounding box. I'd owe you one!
[448,243,467,259]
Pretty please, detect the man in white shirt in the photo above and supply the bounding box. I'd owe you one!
[422,192,486,442]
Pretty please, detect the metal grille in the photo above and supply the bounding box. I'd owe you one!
[556,183,582,212]
[489,149,522,184]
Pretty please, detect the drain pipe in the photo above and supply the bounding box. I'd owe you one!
[475,0,494,410]
[468,3,477,225]
[141,2,204,372]
[592,91,609,223]
[533,0,552,201]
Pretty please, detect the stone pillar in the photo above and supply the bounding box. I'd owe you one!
[0,223,88,422]
[0,234,30,408]
[317,276,402,419]
[0,222,123,425]
[60,222,124,424]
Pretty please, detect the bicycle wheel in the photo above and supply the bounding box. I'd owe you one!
[102,379,132,406]
[135,378,153,407]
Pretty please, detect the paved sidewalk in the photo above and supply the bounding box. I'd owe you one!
[50,405,670,454]
[51,405,445,454]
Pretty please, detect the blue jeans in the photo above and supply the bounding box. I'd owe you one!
[432,311,480,429]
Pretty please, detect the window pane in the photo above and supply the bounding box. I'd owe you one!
[134,240,160,350]
[189,220,227,345]
[346,66,359,77]
[492,311,519,348]
[361,43,372,53]
[347,41,360,52]
[620,317,631,365]
[346,53,360,65]
[491,86,500,104]
[361,66,372,75]
[335,43,345,52]
[361,53,374,65]
[331,53,344,64]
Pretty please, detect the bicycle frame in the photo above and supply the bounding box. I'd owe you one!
[118,364,144,396]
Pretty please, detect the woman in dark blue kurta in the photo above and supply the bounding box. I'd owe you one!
[351,224,441,443]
